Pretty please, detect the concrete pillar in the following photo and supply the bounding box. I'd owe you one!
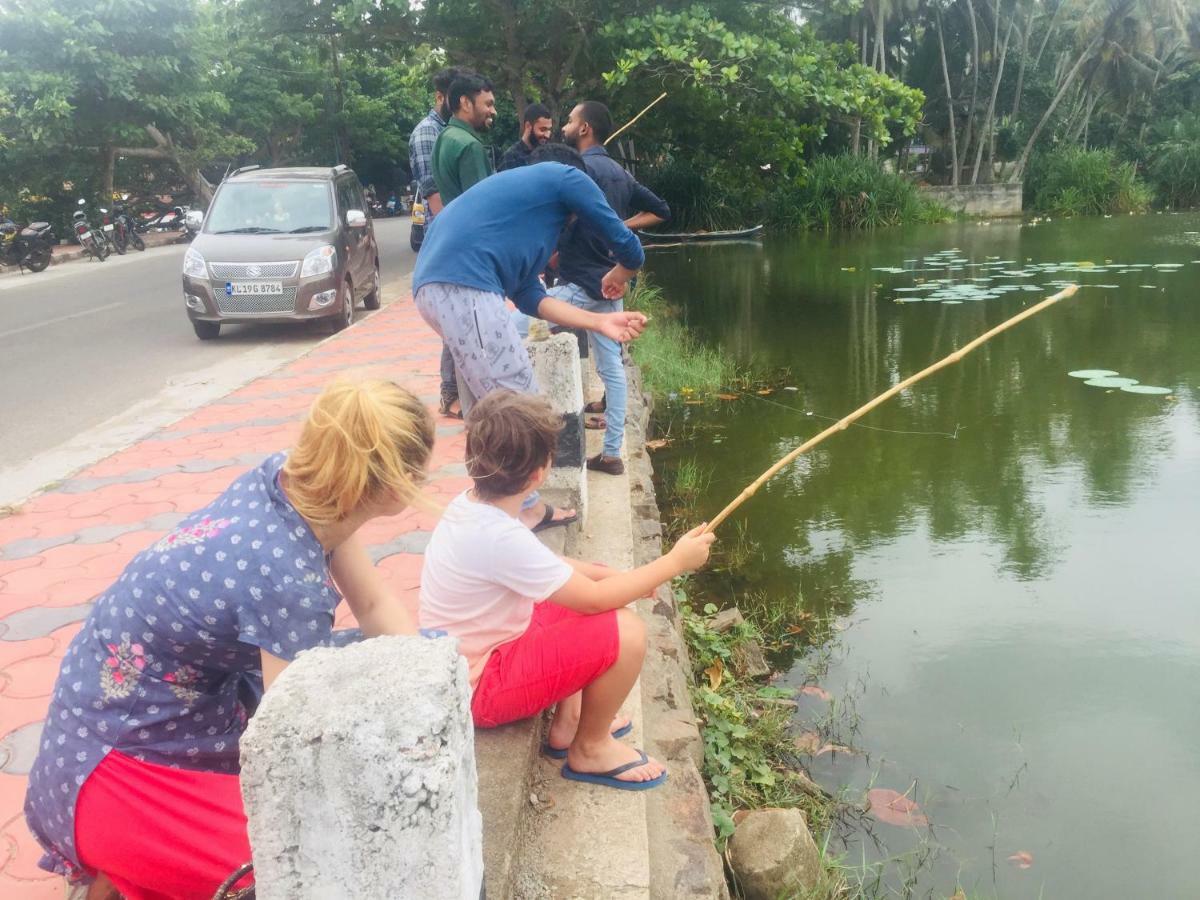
[240,636,483,900]
[527,331,587,524]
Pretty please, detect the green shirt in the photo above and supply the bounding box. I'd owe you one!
[431,118,493,204]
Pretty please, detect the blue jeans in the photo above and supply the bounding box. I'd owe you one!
[547,282,626,457]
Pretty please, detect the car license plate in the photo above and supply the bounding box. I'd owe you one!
[226,281,283,296]
[103,224,114,232]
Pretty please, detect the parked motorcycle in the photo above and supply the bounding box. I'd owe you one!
[72,205,109,262]
[0,218,56,272]
[110,202,145,253]
[97,207,123,254]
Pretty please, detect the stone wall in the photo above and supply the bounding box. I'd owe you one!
[921,182,1023,217]
[526,331,587,523]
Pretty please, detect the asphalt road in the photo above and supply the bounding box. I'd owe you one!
[0,217,417,504]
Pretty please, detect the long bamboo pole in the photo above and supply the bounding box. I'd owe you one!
[605,92,668,146]
[703,284,1079,533]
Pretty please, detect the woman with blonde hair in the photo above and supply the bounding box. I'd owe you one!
[24,378,435,900]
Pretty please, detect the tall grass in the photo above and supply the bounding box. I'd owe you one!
[1026,147,1151,215]
[626,279,741,397]
[1149,141,1200,209]
[767,155,948,230]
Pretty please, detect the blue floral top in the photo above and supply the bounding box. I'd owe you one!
[24,453,341,880]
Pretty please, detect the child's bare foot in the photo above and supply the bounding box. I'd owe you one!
[565,738,666,783]
[547,713,630,752]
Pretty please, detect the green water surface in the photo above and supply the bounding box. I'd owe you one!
[646,214,1200,899]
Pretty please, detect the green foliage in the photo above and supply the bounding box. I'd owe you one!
[768,155,948,230]
[1147,116,1200,209]
[1026,147,1152,216]
[626,279,743,396]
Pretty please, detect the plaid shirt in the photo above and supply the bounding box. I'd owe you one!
[409,108,447,198]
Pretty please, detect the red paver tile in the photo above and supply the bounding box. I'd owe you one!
[0,558,45,581]
[44,577,119,610]
[0,656,62,700]
[0,566,92,597]
[28,543,116,572]
[0,637,58,673]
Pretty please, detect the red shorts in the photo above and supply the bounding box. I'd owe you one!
[471,601,620,728]
[75,750,253,900]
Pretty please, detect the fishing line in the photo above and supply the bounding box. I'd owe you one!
[732,388,963,440]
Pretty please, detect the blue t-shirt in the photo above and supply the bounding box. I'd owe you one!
[24,453,340,880]
[412,162,645,317]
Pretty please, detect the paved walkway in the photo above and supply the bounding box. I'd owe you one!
[0,297,467,896]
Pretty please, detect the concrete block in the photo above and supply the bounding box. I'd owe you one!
[919,182,1023,217]
[240,636,483,900]
[527,332,587,523]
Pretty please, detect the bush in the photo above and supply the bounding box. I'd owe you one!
[1148,141,1200,209]
[766,154,946,230]
[641,157,747,232]
[1026,147,1151,215]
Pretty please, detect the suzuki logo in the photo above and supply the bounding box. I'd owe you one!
[246,264,262,277]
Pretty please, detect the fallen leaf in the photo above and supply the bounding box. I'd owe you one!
[949,890,967,900]
[799,685,832,701]
[793,732,823,754]
[867,788,929,828]
[815,743,855,757]
[756,388,774,396]
[1008,851,1034,869]
[684,399,705,405]
[705,658,724,690]
[716,393,739,401]
[645,438,671,450]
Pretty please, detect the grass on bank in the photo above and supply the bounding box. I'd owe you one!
[626,279,745,397]
[1025,147,1151,216]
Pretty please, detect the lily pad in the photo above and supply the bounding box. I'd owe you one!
[1121,384,1172,395]
[1068,369,1119,379]
[1084,377,1139,388]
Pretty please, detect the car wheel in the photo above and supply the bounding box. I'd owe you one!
[363,262,381,310]
[192,320,220,340]
[328,279,353,333]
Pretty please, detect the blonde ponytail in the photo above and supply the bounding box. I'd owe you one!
[283,378,435,526]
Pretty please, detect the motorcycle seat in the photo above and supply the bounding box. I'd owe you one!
[22,222,51,236]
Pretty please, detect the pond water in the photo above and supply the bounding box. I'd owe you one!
[644,213,1200,899]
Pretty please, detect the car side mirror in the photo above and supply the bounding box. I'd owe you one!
[185,210,204,229]
[346,209,367,228]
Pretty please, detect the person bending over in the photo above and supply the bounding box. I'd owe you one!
[419,390,715,790]
[24,378,435,899]
[412,143,648,532]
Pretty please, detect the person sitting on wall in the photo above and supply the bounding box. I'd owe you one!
[411,143,649,533]
[419,390,715,789]
[24,378,435,899]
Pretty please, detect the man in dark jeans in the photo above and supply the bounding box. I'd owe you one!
[498,103,553,172]
[408,66,463,418]
[556,101,670,475]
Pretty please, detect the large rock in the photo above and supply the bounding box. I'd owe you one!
[240,636,483,900]
[728,807,822,900]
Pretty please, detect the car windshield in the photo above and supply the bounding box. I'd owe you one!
[205,181,333,234]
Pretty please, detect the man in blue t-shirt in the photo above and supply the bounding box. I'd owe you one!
[556,101,670,476]
[412,147,647,530]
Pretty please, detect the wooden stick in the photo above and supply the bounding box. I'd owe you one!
[605,92,668,146]
[703,284,1079,533]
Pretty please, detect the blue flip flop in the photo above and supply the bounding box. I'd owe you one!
[561,750,668,791]
[541,722,632,760]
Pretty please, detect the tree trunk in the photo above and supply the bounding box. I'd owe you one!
[116,125,214,205]
[1011,37,1102,181]
[875,5,886,75]
[100,144,116,203]
[960,0,981,177]
[1011,11,1030,118]
[973,14,1013,184]
[937,9,960,187]
[852,116,862,156]
[328,33,351,165]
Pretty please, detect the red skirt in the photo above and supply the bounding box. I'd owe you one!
[75,750,253,900]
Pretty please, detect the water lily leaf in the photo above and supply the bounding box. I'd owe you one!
[799,685,832,701]
[867,788,929,828]
[1008,851,1034,869]
[1084,377,1139,388]
[705,658,724,690]
[941,300,963,305]
[716,393,739,401]
[756,389,774,396]
[1068,369,1119,379]
[1121,384,1172,395]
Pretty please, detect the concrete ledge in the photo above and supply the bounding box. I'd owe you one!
[477,718,542,900]
[920,182,1023,217]
[527,332,587,525]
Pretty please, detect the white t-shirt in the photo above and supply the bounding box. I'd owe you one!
[419,491,574,685]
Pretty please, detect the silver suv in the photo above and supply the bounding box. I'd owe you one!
[182,165,381,340]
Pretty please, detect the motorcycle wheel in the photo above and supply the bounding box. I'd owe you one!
[94,240,109,262]
[113,232,127,254]
[131,231,145,251]
[25,246,52,272]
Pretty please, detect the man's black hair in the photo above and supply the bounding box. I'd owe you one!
[432,67,462,95]
[529,143,587,173]
[522,102,553,126]
[448,73,494,115]
[576,100,614,144]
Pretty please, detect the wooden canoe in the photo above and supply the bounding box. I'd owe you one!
[638,224,764,244]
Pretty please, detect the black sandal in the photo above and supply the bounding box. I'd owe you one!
[438,396,463,419]
[531,503,579,533]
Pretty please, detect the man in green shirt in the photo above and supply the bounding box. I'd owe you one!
[431,72,496,204]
